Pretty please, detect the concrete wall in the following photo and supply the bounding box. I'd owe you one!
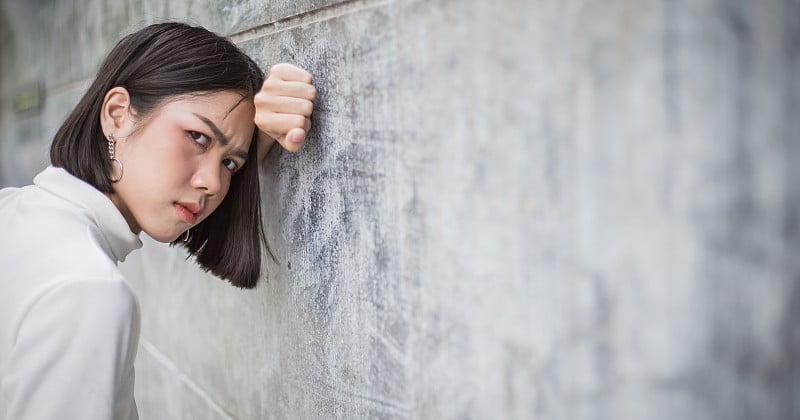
[1,0,799,419]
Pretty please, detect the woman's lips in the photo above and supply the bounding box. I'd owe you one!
[174,202,198,224]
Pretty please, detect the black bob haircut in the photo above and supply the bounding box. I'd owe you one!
[50,22,267,289]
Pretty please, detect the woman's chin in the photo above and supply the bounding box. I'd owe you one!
[144,229,184,243]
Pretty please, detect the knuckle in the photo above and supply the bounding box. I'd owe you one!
[269,63,287,74]
[253,113,267,127]
[301,100,314,116]
[255,92,278,109]
[262,78,278,90]
[255,111,275,126]
[307,85,318,100]
[253,90,268,105]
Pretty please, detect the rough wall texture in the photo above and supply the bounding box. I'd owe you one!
[1,0,799,419]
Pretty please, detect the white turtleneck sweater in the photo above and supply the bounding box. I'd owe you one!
[0,166,143,420]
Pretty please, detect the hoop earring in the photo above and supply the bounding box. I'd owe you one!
[183,229,191,243]
[108,134,123,183]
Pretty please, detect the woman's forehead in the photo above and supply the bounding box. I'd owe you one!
[158,93,254,132]
[164,91,254,116]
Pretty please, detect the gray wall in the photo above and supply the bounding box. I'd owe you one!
[1,0,799,419]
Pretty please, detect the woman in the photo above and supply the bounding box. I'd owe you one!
[0,22,315,419]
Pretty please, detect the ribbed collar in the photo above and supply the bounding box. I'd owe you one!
[34,166,142,262]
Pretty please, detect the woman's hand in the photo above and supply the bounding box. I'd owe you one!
[254,63,317,160]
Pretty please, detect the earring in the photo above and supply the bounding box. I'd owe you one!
[183,229,191,243]
[108,134,123,182]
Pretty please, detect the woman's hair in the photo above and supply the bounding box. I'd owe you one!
[50,22,267,289]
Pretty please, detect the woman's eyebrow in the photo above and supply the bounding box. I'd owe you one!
[192,112,249,161]
[192,113,229,145]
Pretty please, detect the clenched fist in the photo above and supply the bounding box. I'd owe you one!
[254,63,317,160]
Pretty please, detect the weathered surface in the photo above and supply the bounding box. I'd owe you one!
[1,0,798,419]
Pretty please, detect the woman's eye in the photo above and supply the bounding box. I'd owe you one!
[223,158,239,172]
[188,131,209,146]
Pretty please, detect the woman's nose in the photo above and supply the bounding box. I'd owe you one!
[190,159,222,197]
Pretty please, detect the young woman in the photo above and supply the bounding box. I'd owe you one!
[0,22,315,419]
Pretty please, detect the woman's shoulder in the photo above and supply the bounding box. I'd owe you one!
[1,181,121,269]
[0,177,138,337]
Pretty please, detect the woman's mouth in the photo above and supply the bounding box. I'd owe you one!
[174,202,199,224]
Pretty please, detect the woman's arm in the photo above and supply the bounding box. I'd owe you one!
[1,279,139,420]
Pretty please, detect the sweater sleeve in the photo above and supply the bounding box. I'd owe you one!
[1,278,140,420]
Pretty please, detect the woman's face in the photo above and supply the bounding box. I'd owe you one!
[108,90,256,242]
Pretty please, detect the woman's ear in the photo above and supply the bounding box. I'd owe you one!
[99,87,133,137]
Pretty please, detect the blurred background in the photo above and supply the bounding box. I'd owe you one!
[1,0,798,419]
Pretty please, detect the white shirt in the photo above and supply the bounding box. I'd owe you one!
[0,166,143,420]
